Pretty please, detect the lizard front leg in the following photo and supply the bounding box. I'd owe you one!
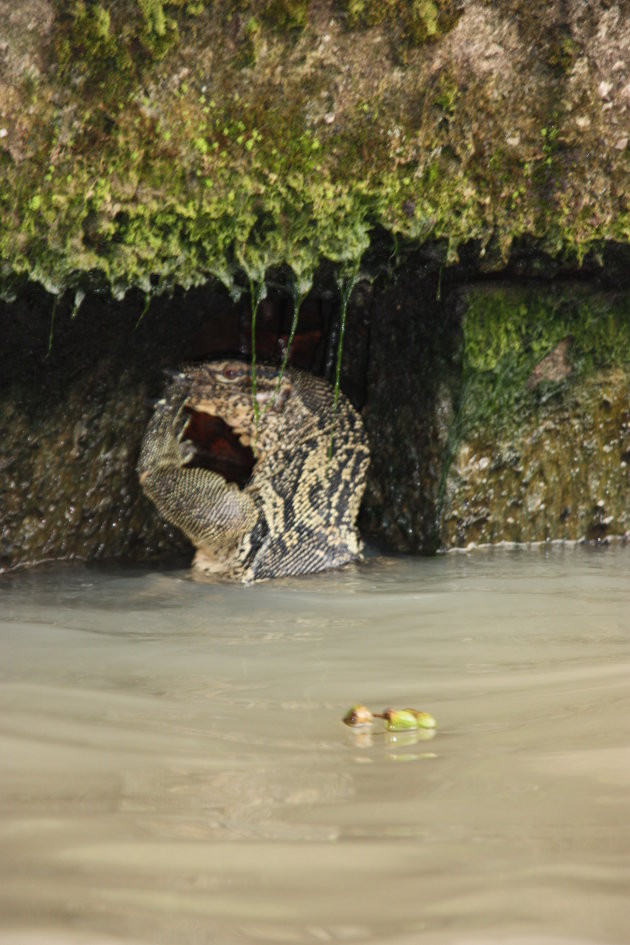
[141,464,256,551]
[138,387,257,554]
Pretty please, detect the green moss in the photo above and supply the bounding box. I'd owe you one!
[432,283,630,543]
[339,0,460,44]
[547,28,578,76]
[459,285,630,437]
[0,2,629,299]
[219,0,310,33]
[259,0,309,30]
[54,0,209,96]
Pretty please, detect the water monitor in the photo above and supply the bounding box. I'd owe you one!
[138,360,370,581]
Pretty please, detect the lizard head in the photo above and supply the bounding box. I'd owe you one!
[177,359,294,485]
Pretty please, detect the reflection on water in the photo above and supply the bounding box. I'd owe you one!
[1,547,629,945]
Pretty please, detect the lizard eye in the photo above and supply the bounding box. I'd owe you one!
[221,365,240,381]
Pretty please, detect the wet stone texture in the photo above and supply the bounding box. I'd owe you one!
[0,285,217,569]
[359,257,460,553]
[439,283,630,547]
[441,370,630,546]
[358,266,630,552]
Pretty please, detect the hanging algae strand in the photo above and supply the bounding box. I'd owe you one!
[248,277,267,426]
[260,277,309,417]
[277,281,306,387]
[71,288,85,320]
[135,276,168,331]
[329,263,360,459]
[134,292,152,331]
[45,295,59,359]
[253,269,313,420]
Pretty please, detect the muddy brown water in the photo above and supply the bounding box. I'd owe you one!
[1,547,628,945]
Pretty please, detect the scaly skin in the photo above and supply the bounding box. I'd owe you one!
[138,361,370,581]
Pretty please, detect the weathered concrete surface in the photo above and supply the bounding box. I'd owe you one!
[0,286,210,569]
[440,285,630,547]
[359,259,457,552]
[360,275,630,551]
[441,369,630,546]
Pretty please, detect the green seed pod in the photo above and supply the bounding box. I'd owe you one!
[342,704,374,727]
[404,709,437,730]
[383,709,419,731]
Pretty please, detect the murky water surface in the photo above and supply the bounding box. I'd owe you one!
[1,548,628,945]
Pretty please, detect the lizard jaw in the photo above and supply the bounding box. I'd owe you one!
[180,407,256,489]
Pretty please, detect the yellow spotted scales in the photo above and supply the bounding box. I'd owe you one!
[138,361,370,581]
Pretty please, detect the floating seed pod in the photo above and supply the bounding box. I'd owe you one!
[404,709,437,730]
[342,704,374,727]
[381,708,419,732]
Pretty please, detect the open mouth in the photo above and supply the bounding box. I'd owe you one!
[182,406,256,489]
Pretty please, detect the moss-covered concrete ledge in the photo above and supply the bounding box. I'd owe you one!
[1,0,630,299]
